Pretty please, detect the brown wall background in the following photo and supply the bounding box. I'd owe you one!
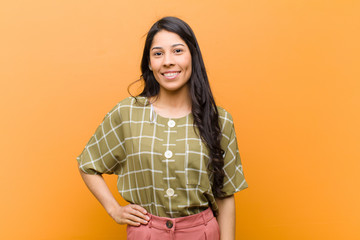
[1,0,359,239]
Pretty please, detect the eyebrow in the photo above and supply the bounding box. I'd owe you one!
[151,43,185,50]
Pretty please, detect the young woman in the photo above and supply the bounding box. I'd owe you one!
[77,16,248,240]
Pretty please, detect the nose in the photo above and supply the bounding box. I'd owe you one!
[162,52,175,67]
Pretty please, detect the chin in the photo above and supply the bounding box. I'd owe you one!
[160,84,188,93]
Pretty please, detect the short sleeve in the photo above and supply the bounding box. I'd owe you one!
[220,112,248,197]
[76,104,125,175]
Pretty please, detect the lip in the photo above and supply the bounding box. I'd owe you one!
[161,71,181,79]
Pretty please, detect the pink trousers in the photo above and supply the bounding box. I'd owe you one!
[126,207,220,240]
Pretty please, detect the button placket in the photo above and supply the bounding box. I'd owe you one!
[162,118,179,217]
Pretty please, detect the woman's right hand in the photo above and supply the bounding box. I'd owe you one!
[109,204,150,226]
[78,170,149,226]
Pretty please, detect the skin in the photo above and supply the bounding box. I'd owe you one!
[148,30,192,117]
[79,169,149,226]
[216,195,236,240]
[79,30,236,239]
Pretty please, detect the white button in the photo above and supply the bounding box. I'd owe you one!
[164,150,173,158]
[168,120,176,128]
[166,188,175,197]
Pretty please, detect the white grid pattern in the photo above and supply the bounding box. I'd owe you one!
[77,96,248,217]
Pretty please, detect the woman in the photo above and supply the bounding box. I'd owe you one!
[77,16,248,240]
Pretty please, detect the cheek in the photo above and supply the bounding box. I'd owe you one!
[149,58,160,70]
[181,55,192,71]
[187,62,192,76]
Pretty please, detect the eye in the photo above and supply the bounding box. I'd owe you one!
[153,52,162,56]
[174,49,183,54]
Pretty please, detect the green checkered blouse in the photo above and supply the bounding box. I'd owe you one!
[77,96,248,218]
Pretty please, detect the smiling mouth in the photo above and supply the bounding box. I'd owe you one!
[162,71,180,79]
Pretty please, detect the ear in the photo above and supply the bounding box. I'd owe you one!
[149,65,152,71]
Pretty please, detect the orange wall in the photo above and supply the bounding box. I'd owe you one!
[1,0,359,239]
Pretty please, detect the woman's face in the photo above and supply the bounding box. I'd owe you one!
[149,30,192,94]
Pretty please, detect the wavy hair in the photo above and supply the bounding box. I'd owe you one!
[129,16,226,197]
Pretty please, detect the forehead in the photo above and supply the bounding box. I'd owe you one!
[151,30,188,48]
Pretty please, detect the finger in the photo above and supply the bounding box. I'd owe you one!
[129,210,150,222]
[125,212,148,225]
[128,206,150,221]
[130,204,148,215]
[126,219,141,226]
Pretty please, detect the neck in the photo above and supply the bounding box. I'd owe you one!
[149,85,192,118]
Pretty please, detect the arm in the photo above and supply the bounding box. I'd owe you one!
[215,194,236,240]
[78,168,149,226]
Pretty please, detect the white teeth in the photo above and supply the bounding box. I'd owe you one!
[164,72,179,77]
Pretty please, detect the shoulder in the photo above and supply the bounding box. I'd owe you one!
[118,96,148,107]
[216,105,234,127]
[105,96,148,121]
[117,96,146,107]
[108,96,147,114]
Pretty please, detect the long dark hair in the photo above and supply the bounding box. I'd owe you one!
[130,16,225,197]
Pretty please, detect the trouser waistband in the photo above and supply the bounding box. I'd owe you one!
[147,207,214,231]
